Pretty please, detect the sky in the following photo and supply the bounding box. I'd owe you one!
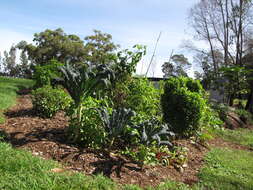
[0,0,202,77]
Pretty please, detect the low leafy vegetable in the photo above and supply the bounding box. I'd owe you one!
[134,118,175,146]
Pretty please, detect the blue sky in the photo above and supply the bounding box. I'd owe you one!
[0,0,201,77]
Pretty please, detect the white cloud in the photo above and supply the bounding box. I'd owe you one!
[0,29,32,54]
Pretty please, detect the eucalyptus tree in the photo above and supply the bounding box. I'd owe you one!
[17,28,86,66]
[189,0,253,68]
[2,46,18,77]
[189,0,253,103]
[83,30,119,66]
[162,54,191,78]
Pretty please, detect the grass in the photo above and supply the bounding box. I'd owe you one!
[214,128,253,148]
[0,76,34,123]
[0,142,118,190]
[155,148,253,190]
[198,148,253,190]
[2,139,253,190]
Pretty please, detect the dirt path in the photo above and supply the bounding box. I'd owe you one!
[1,93,249,188]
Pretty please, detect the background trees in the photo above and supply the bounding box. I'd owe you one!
[189,0,253,69]
[188,0,253,110]
[17,29,118,68]
[162,54,191,78]
[83,30,119,66]
[2,46,18,77]
[17,28,86,66]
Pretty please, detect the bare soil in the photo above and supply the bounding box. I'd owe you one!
[0,93,250,188]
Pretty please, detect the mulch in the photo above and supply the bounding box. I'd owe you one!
[0,92,250,188]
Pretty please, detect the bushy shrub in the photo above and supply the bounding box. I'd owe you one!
[67,97,109,148]
[201,105,224,128]
[33,59,63,87]
[112,78,160,120]
[32,85,72,118]
[161,77,206,136]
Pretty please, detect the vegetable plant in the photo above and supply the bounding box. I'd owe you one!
[134,118,175,146]
[58,63,115,121]
[97,107,136,147]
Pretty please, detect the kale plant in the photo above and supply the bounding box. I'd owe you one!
[135,118,175,146]
[97,107,136,146]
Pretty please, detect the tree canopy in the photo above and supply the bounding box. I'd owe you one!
[162,54,191,78]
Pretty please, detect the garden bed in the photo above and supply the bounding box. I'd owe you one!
[0,94,210,188]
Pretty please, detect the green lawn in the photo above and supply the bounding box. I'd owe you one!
[1,76,253,190]
[197,148,253,190]
[0,76,34,123]
[214,128,253,149]
[0,142,118,190]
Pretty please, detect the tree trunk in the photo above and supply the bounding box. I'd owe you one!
[246,89,253,113]
[229,93,235,106]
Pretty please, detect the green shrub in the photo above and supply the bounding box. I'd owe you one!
[161,77,206,136]
[112,78,160,120]
[33,59,63,87]
[201,105,224,129]
[32,85,72,118]
[67,97,109,148]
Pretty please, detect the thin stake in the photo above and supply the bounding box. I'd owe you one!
[145,31,162,77]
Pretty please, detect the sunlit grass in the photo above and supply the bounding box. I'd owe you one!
[0,76,34,123]
[214,128,253,148]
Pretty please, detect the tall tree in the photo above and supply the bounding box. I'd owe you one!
[189,0,252,69]
[162,54,191,78]
[83,30,119,66]
[17,28,86,66]
[189,0,253,104]
[19,51,32,78]
[243,41,253,113]
[2,46,18,77]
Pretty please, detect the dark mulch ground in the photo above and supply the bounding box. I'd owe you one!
[0,93,249,188]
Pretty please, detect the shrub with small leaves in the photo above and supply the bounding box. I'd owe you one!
[32,85,72,118]
[67,97,109,148]
[111,78,160,121]
[33,59,63,88]
[161,77,206,136]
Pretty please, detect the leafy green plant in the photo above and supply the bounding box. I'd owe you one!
[33,59,63,87]
[97,107,136,147]
[161,77,206,136]
[67,97,108,147]
[121,145,159,167]
[202,104,224,128]
[32,85,72,118]
[112,45,146,81]
[58,63,115,123]
[112,78,161,121]
[134,118,175,146]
